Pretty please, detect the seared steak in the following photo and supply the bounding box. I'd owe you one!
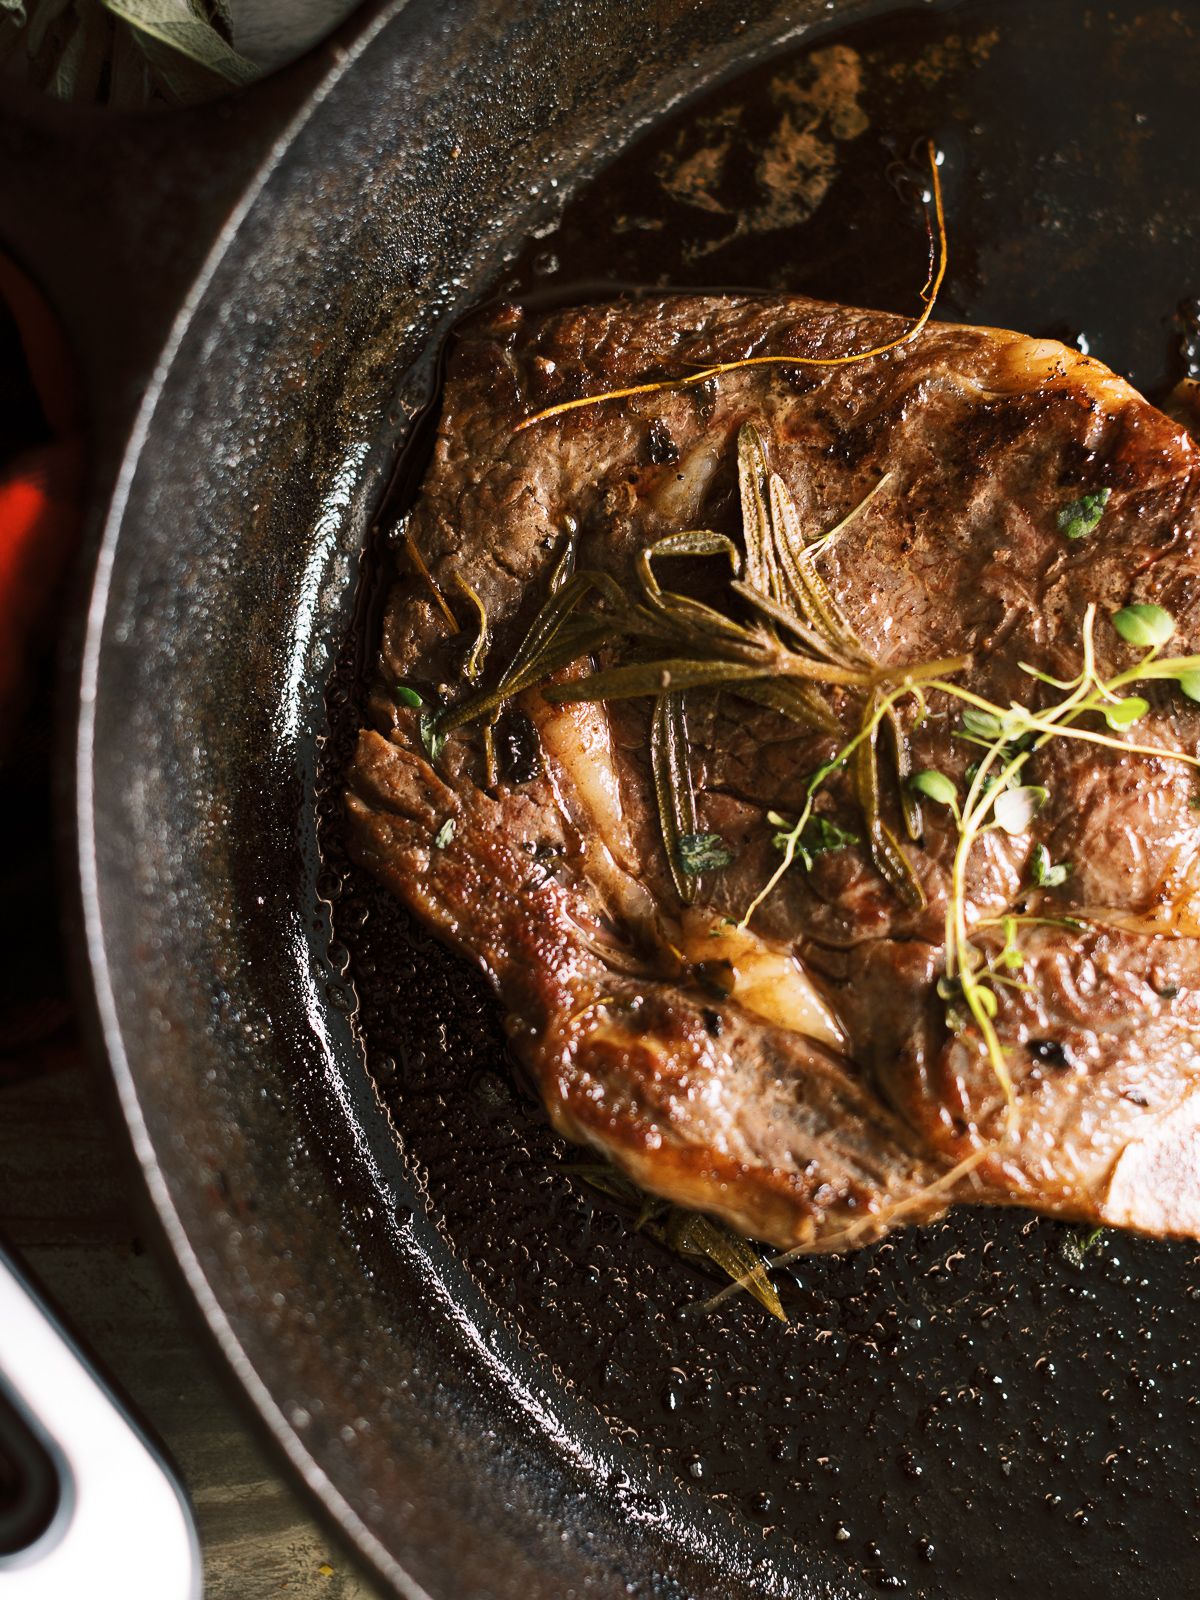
[346,292,1200,1252]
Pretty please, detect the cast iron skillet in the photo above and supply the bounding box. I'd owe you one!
[11,0,1200,1595]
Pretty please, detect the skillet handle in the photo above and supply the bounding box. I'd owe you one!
[0,1243,201,1600]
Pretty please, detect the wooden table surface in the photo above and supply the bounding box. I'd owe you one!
[0,703,383,1600]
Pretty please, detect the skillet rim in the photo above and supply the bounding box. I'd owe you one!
[68,6,438,1594]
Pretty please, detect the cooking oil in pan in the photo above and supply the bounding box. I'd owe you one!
[321,2,1200,1595]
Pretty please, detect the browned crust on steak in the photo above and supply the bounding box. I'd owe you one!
[347,292,1200,1251]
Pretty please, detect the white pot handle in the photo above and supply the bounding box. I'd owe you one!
[0,1246,200,1600]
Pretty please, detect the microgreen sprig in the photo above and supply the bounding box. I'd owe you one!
[736,598,1200,1117]
[913,602,1200,1113]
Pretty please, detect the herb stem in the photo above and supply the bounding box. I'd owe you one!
[514,141,947,433]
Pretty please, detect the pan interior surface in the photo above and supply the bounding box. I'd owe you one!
[84,2,1200,1598]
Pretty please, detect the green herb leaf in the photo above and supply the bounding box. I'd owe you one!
[910,769,957,807]
[1056,487,1111,541]
[772,813,860,868]
[1178,669,1200,704]
[419,710,446,763]
[665,1211,786,1322]
[965,759,1022,795]
[394,683,424,708]
[1102,694,1149,729]
[677,832,735,875]
[960,707,1004,741]
[801,815,860,860]
[651,693,700,905]
[1030,843,1070,889]
[432,816,456,849]
[1061,1224,1104,1267]
[1112,603,1175,649]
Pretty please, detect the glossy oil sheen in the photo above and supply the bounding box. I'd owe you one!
[83,1,1200,1598]
[325,4,1200,1595]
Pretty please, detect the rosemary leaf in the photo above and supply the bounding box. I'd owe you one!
[728,581,866,672]
[505,569,616,684]
[732,678,840,734]
[99,0,257,94]
[440,570,619,733]
[641,586,764,651]
[570,1161,786,1320]
[665,1211,786,1322]
[853,700,926,909]
[883,699,922,842]
[546,657,789,703]
[737,424,777,601]
[769,471,870,664]
[639,528,742,579]
[651,693,699,905]
[483,722,498,789]
[806,472,894,555]
[637,529,761,652]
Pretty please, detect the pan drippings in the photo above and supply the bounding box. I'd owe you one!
[319,3,1200,1593]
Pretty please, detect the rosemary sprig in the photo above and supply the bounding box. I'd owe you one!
[436,427,956,906]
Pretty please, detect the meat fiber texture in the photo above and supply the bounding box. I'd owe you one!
[347,292,1200,1252]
